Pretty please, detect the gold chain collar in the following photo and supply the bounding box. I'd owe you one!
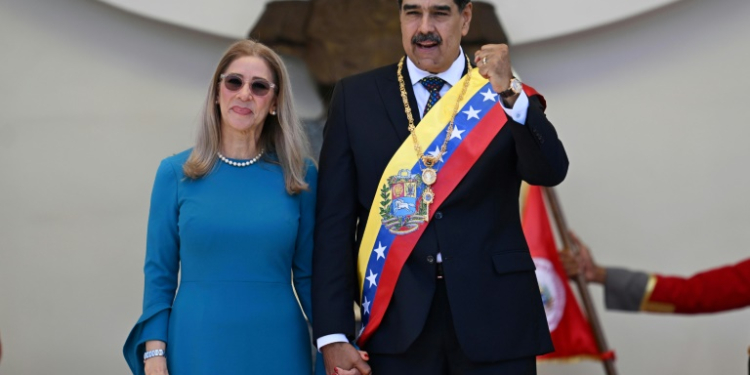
[396,55,473,216]
[397,55,472,168]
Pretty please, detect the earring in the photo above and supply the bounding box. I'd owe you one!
[270,110,277,115]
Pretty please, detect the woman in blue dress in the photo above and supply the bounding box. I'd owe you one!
[124,40,324,375]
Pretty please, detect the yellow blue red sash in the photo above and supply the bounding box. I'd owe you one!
[356,68,541,346]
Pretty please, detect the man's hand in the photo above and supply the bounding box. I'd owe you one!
[333,351,370,375]
[473,44,518,107]
[321,342,371,375]
[559,248,579,279]
[569,232,607,284]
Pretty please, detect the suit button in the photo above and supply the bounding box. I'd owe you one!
[426,255,435,263]
[532,128,545,143]
[434,211,443,220]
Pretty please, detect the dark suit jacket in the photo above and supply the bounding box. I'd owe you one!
[312,59,568,362]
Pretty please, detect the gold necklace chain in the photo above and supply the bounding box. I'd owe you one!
[397,55,472,169]
[396,55,472,219]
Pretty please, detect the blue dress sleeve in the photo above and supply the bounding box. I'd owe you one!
[123,158,181,375]
[291,161,325,375]
[293,162,317,321]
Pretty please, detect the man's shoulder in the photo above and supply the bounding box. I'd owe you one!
[339,62,399,88]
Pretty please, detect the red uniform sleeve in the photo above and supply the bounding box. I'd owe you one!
[643,258,750,313]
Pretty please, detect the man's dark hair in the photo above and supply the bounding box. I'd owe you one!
[397,0,471,11]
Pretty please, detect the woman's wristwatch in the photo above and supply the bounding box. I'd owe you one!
[143,349,165,362]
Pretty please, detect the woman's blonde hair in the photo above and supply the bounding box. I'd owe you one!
[183,40,313,194]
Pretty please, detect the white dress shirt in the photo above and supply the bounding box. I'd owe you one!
[317,50,530,351]
[406,47,529,126]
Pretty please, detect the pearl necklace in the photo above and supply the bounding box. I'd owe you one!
[217,149,264,167]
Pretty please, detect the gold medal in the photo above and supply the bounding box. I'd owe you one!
[421,156,438,185]
[422,168,437,186]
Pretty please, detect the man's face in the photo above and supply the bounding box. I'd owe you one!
[400,0,472,74]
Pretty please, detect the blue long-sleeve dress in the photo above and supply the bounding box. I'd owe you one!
[124,149,324,374]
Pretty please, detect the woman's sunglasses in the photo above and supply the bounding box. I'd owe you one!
[219,73,277,97]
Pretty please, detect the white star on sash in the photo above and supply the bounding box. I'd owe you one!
[427,145,445,163]
[463,106,481,120]
[366,269,378,288]
[362,296,371,315]
[481,88,498,102]
[450,125,465,140]
[374,242,386,261]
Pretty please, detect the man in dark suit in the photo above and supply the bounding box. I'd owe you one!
[312,0,569,374]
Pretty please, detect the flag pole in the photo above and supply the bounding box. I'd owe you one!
[543,187,617,375]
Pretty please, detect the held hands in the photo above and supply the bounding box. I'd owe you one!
[142,341,369,375]
[473,44,518,106]
[321,342,371,375]
[334,350,370,375]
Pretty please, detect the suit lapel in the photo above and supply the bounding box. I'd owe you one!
[404,64,421,125]
[375,61,420,142]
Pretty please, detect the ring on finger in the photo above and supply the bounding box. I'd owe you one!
[482,56,487,65]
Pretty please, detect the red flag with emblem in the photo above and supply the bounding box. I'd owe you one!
[522,185,610,361]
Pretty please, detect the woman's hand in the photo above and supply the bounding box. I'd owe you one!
[144,356,168,375]
[144,340,168,375]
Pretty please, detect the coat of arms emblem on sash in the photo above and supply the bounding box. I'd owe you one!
[379,169,429,234]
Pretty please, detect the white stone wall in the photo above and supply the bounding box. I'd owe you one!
[0,0,748,374]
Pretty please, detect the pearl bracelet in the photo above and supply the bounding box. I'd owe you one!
[143,348,165,362]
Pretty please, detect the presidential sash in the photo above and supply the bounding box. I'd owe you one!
[356,67,541,346]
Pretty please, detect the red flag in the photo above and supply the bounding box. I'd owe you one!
[522,185,610,361]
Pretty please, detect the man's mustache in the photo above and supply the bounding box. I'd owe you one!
[412,33,442,45]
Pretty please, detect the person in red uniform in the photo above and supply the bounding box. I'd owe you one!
[561,233,750,374]
[561,234,750,314]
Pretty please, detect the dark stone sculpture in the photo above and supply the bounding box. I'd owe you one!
[250,0,508,103]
